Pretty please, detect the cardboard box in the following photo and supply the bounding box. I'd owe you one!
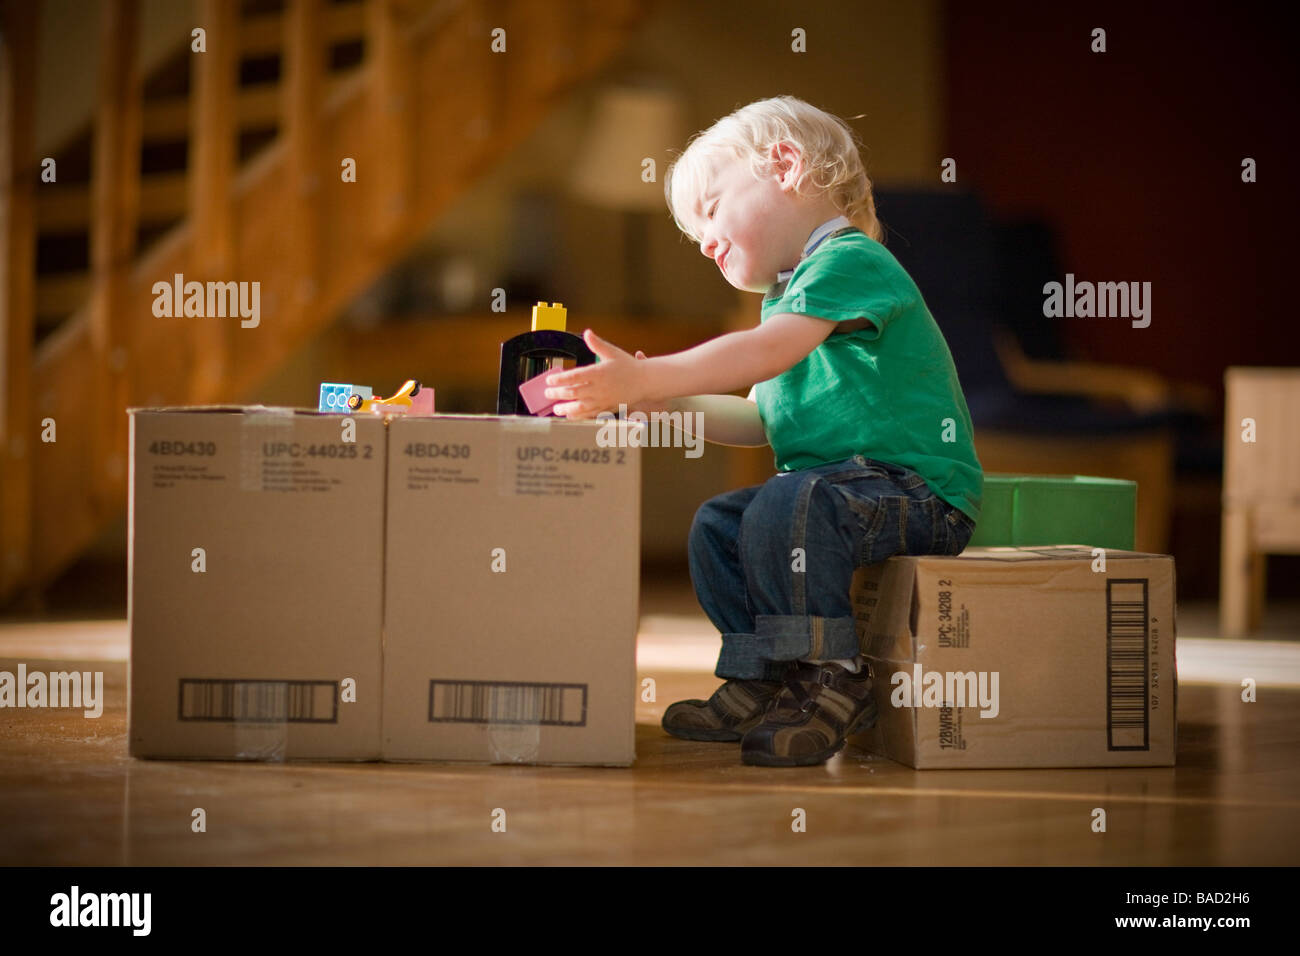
[849,545,1176,768]
[128,406,385,760]
[969,474,1137,550]
[382,415,640,766]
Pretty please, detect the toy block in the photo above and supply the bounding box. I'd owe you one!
[519,367,559,416]
[372,379,421,410]
[319,382,349,412]
[408,386,435,415]
[319,383,372,413]
[349,379,425,413]
[531,301,567,332]
[497,304,597,414]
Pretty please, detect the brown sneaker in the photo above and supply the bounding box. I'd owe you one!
[740,661,877,766]
[661,678,787,741]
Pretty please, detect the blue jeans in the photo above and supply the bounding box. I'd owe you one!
[688,455,976,681]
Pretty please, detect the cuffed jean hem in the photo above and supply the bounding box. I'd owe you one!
[715,615,861,680]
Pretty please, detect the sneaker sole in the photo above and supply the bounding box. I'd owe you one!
[661,723,744,743]
[741,698,878,767]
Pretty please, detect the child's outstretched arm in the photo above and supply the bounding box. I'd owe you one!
[622,356,767,447]
[664,392,768,447]
[545,313,834,420]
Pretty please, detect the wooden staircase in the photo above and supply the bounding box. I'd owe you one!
[0,0,649,608]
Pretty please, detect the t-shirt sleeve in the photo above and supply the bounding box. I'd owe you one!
[768,239,918,341]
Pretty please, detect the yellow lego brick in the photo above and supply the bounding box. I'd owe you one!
[531,301,567,332]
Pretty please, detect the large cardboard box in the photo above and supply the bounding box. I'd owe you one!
[383,415,640,766]
[128,406,385,760]
[849,546,1176,768]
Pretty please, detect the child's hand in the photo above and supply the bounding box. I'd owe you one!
[545,330,651,420]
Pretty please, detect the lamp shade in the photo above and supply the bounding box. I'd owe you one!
[571,86,687,212]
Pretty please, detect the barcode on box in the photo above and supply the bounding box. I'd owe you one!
[178,679,338,723]
[1106,580,1149,750]
[428,680,587,726]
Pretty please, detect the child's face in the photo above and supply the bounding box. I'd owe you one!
[690,149,805,293]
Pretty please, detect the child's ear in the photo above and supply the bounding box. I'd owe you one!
[770,141,801,187]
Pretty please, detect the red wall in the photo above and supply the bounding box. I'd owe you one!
[945,1,1300,405]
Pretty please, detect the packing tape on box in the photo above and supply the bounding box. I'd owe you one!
[185,678,291,762]
[487,719,542,764]
[186,674,344,761]
[499,416,554,433]
[429,679,557,763]
[233,718,288,762]
[239,407,297,492]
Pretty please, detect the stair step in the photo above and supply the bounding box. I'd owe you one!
[36,274,91,322]
[138,72,353,143]
[239,1,364,58]
[38,171,188,233]
[36,71,354,235]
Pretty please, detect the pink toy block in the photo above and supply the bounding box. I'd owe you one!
[408,386,435,415]
[519,367,559,416]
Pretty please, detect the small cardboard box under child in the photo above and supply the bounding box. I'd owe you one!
[128,406,640,766]
[848,546,1176,769]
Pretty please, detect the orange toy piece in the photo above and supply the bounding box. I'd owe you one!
[347,379,423,413]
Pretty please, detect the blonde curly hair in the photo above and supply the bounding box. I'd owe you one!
[664,96,882,244]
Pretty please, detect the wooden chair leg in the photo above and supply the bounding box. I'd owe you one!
[1220,507,1252,636]
[1248,550,1268,632]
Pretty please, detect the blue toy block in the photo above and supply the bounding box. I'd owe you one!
[318,383,372,413]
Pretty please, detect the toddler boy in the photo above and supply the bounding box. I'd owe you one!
[545,96,983,766]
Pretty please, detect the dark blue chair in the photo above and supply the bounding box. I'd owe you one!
[870,187,1210,551]
[872,187,1192,437]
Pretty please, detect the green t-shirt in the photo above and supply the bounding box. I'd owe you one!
[756,229,983,522]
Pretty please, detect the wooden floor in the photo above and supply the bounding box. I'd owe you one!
[2,586,1298,866]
